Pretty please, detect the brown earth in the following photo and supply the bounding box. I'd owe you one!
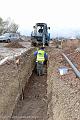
[5,41,25,48]
[47,47,80,120]
[0,39,80,120]
[11,66,47,120]
[9,46,80,120]
[0,48,35,120]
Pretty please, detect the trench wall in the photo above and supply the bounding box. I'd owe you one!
[0,48,35,120]
[47,48,59,120]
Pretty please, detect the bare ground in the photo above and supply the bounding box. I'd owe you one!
[1,40,80,120]
[47,47,80,120]
[11,67,48,120]
[0,41,31,59]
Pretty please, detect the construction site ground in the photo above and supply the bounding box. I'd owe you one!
[11,67,47,120]
[47,46,80,120]
[0,39,80,120]
[0,41,31,60]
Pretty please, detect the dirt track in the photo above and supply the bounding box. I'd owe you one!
[11,68,47,120]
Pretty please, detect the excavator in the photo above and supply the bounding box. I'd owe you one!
[31,23,50,46]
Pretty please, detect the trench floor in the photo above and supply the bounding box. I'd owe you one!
[11,67,47,120]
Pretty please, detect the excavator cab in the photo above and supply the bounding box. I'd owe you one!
[31,23,50,46]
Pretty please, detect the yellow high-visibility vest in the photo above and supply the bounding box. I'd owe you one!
[36,50,45,62]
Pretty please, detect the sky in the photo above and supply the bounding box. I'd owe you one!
[0,0,80,37]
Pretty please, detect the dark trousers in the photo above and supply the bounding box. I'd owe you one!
[36,62,44,75]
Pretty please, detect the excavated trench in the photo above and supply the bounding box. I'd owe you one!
[9,47,49,120]
[11,67,47,120]
[0,48,36,120]
[2,45,80,120]
[0,47,50,120]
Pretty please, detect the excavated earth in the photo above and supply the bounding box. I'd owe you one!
[11,45,80,120]
[47,41,80,120]
[0,39,80,120]
[4,41,25,48]
[11,68,47,120]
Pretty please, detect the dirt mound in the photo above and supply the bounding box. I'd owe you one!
[5,41,25,48]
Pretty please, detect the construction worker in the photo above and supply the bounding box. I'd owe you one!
[34,47,48,75]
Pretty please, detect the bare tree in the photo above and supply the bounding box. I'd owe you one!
[0,17,4,34]
[0,17,19,34]
[7,22,18,33]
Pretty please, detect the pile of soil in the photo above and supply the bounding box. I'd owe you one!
[5,41,25,48]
